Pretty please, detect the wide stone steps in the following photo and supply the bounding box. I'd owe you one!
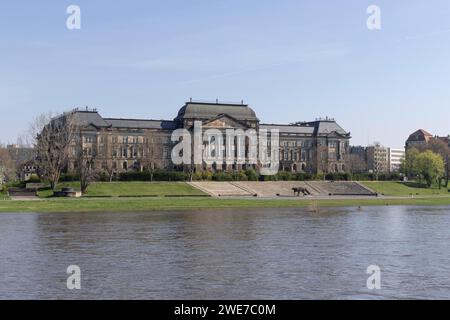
[189,181,377,198]
[234,181,319,197]
[307,181,377,196]
[188,182,254,197]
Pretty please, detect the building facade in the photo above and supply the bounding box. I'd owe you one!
[388,148,405,172]
[0,144,35,182]
[56,101,351,175]
[366,143,389,175]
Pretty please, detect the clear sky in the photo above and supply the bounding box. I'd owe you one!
[1,0,449,147]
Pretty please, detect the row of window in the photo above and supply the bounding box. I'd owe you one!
[78,147,170,159]
[83,135,171,144]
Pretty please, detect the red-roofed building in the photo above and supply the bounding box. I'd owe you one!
[405,129,434,149]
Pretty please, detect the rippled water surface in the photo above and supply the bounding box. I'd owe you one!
[1,206,449,299]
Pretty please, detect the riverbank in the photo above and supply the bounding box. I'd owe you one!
[1,196,450,213]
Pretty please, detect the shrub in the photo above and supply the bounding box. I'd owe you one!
[119,171,152,181]
[192,172,203,181]
[27,174,41,183]
[212,172,233,181]
[245,169,259,181]
[232,171,248,181]
[118,170,190,182]
[201,171,213,181]
[60,173,80,182]
[277,171,293,181]
[325,172,350,181]
[263,174,278,181]
[294,172,313,181]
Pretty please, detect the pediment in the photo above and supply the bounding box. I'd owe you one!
[203,114,248,129]
[83,124,100,131]
[326,131,348,138]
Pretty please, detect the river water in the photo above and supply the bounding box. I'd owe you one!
[0,206,449,299]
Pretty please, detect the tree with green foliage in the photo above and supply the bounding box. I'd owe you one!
[415,150,445,188]
[401,147,420,179]
[416,138,450,188]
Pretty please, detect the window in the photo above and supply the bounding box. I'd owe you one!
[131,147,137,158]
[83,147,92,156]
[123,162,128,170]
[301,150,306,161]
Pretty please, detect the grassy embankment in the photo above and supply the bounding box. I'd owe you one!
[0,182,450,212]
[1,196,450,213]
[362,181,450,196]
[36,181,207,198]
[0,181,449,213]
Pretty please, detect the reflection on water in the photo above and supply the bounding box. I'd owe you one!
[0,206,449,299]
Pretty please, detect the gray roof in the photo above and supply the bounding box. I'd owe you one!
[176,102,258,121]
[260,124,315,134]
[105,118,177,130]
[67,111,177,130]
[71,111,110,128]
[313,120,348,136]
[261,120,349,137]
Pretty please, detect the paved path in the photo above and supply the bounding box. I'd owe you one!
[10,196,41,201]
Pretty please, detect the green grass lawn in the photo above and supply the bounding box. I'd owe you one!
[37,182,207,198]
[362,181,450,196]
[1,196,450,213]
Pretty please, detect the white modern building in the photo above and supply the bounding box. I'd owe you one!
[388,148,405,173]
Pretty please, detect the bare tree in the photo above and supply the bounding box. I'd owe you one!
[0,148,16,183]
[100,131,118,182]
[316,144,329,180]
[75,148,98,194]
[30,112,77,190]
[344,154,367,179]
[142,132,156,181]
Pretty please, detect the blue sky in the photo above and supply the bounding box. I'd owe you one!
[1,0,450,147]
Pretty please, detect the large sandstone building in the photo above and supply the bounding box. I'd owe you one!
[60,101,351,175]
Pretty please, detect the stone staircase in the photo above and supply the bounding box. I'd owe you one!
[188,182,254,197]
[307,181,377,196]
[230,181,320,197]
[188,181,377,198]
